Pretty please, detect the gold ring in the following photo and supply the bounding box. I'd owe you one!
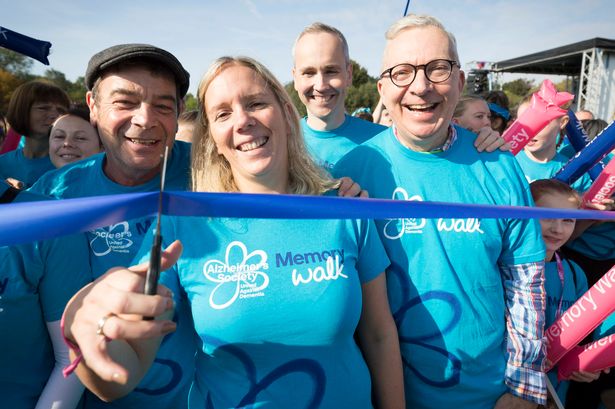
[96,313,115,337]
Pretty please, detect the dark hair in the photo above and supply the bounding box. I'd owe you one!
[48,106,92,139]
[483,90,509,110]
[67,105,91,122]
[582,118,609,141]
[530,179,581,208]
[6,80,70,135]
[482,90,511,133]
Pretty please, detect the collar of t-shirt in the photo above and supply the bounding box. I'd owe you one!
[393,124,456,154]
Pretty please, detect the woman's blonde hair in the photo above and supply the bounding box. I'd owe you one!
[192,56,337,194]
[453,95,487,118]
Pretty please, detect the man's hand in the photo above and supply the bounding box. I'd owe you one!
[475,126,511,153]
[337,176,368,198]
[493,393,538,409]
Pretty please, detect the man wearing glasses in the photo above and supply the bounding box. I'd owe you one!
[335,14,546,409]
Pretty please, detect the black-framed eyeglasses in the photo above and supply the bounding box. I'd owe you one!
[380,59,459,88]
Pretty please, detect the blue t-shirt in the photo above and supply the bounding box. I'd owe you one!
[29,141,195,409]
[544,257,588,404]
[515,150,592,193]
[137,216,389,408]
[0,186,92,408]
[302,115,385,171]
[558,142,576,160]
[0,148,55,188]
[334,125,546,409]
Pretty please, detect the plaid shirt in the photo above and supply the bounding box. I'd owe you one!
[500,261,547,405]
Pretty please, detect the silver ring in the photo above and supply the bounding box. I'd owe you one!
[96,313,115,337]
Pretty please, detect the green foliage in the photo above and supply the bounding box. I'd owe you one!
[502,78,534,98]
[346,82,379,114]
[347,60,379,113]
[351,60,373,87]
[0,49,90,113]
[0,69,23,117]
[0,49,33,77]
[43,69,87,104]
[284,82,307,117]
[184,93,198,111]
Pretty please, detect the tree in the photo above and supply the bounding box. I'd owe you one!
[351,60,373,87]
[284,82,307,117]
[0,48,33,77]
[0,69,23,116]
[67,76,87,105]
[502,78,534,98]
[345,82,379,114]
[42,69,87,104]
[184,93,198,111]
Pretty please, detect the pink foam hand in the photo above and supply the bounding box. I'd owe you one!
[536,79,574,108]
[503,80,573,155]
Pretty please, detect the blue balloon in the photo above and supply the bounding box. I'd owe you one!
[0,26,51,65]
[555,120,615,185]
[565,110,606,181]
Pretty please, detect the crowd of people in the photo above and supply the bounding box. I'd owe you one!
[1,12,614,409]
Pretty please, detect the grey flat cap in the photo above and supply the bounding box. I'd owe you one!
[85,43,190,97]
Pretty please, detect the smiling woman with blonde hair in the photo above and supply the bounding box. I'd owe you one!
[191,56,336,195]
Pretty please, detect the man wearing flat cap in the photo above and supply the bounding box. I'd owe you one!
[30,44,195,409]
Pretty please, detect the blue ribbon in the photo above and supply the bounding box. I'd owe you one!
[564,110,606,181]
[2,191,614,247]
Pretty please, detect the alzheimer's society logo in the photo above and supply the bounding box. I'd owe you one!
[203,241,270,309]
[384,188,426,239]
[90,222,133,256]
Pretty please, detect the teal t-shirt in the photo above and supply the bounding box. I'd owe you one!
[138,215,389,408]
[0,148,55,188]
[28,141,195,409]
[334,125,546,409]
[544,257,588,404]
[515,150,592,193]
[0,186,92,408]
[301,114,385,171]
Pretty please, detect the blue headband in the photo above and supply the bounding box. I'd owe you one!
[488,102,510,121]
[352,107,371,116]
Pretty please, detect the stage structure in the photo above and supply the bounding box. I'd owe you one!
[492,38,615,120]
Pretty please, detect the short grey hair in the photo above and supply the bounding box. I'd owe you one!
[292,22,350,65]
[385,14,460,62]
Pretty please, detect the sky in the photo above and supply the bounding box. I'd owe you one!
[3,0,615,96]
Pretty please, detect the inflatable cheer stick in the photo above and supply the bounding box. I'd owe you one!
[0,27,51,65]
[546,264,615,369]
[565,110,605,181]
[503,80,573,155]
[0,26,51,65]
[557,334,615,380]
[554,120,615,185]
[582,159,615,208]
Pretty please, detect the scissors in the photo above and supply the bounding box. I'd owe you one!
[144,145,170,317]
